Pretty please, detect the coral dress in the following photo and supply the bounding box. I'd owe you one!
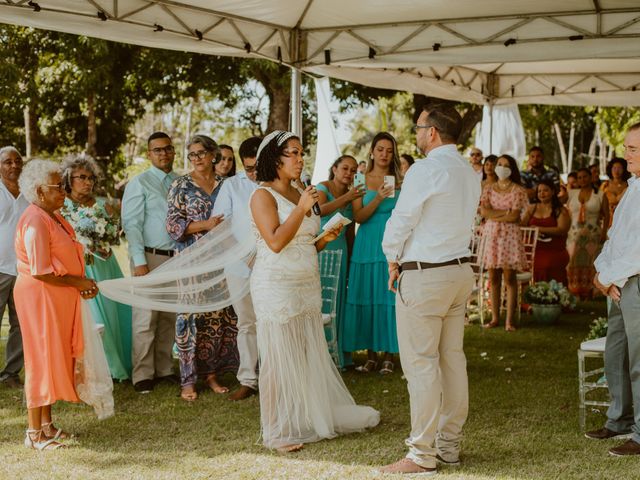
[480,184,528,270]
[14,205,85,408]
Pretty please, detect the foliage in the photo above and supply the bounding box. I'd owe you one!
[524,280,577,308]
[584,316,608,341]
[588,107,640,154]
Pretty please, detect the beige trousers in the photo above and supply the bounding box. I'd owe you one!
[226,273,258,390]
[396,263,474,469]
[131,252,177,384]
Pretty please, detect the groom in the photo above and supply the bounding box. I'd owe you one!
[380,104,481,475]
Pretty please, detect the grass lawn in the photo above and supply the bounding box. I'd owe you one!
[1,299,634,479]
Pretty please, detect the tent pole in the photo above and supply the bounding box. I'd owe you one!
[488,102,494,154]
[290,67,302,137]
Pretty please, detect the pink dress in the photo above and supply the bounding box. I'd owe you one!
[481,184,528,270]
[14,204,85,408]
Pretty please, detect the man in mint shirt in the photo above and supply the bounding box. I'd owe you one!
[122,132,179,393]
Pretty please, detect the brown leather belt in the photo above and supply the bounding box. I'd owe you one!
[144,246,175,257]
[399,257,469,273]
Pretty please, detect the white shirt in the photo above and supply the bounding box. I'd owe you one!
[212,171,258,278]
[594,176,640,288]
[0,181,30,276]
[382,144,481,264]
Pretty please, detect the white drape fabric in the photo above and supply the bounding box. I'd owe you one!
[475,105,526,164]
[312,77,342,185]
[75,300,114,420]
[98,219,255,313]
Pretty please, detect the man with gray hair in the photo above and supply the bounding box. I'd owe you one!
[122,132,179,394]
[0,147,30,388]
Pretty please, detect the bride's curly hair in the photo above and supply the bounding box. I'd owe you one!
[256,134,300,182]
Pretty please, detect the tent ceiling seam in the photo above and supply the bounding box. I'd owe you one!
[345,29,377,50]
[386,23,431,54]
[201,18,225,36]
[483,18,532,43]
[308,30,341,60]
[117,3,153,20]
[295,0,314,29]
[227,18,250,47]
[302,7,640,32]
[256,29,278,54]
[159,4,192,36]
[605,15,640,35]
[543,15,594,36]
[434,23,478,45]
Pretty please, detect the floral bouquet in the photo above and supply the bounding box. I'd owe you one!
[60,203,120,264]
[523,280,577,309]
[585,316,608,341]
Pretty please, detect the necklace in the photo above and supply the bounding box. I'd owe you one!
[495,180,512,192]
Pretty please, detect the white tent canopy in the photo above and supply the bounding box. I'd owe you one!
[2,0,640,107]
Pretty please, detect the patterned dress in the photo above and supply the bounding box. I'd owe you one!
[566,188,604,298]
[166,174,239,387]
[480,184,528,270]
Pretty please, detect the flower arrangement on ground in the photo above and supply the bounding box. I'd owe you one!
[585,316,608,341]
[523,280,577,308]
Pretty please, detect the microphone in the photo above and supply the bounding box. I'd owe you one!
[300,172,321,216]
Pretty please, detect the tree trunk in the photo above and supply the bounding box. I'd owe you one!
[267,85,290,132]
[23,103,39,158]
[553,122,568,173]
[86,92,98,157]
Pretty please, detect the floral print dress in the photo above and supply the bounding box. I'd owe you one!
[166,174,239,387]
[480,184,528,271]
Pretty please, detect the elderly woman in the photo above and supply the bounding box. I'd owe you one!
[166,134,239,401]
[14,160,98,450]
[60,154,132,381]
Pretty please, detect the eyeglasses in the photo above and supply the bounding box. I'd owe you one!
[624,145,639,155]
[187,150,211,161]
[71,174,97,183]
[42,183,65,192]
[244,165,257,173]
[150,145,175,155]
[412,124,436,133]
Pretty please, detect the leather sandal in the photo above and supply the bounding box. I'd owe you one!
[355,360,378,373]
[379,360,395,375]
[25,429,66,450]
[41,422,72,440]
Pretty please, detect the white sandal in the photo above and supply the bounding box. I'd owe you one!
[24,429,66,450]
[41,422,72,440]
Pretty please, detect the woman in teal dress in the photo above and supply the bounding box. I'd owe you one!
[344,132,402,375]
[317,155,364,368]
[60,155,132,381]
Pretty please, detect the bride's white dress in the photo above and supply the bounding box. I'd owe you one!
[250,186,380,449]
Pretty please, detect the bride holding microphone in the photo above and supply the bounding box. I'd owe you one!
[249,131,380,453]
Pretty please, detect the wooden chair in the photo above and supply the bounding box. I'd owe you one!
[468,226,489,324]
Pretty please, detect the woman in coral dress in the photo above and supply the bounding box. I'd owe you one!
[480,155,528,331]
[14,160,98,450]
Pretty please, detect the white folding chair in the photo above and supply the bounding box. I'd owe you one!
[468,226,489,324]
[515,226,539,320]
[318,250,342,367]
[578,337,609,430]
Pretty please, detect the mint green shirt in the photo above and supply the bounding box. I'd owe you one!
[121,166,179,267]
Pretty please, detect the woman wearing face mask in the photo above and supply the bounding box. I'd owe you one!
[566,167,609,299]
[480,155,528,331]
[317,155,365,369]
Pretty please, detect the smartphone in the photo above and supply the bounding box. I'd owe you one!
[354,172,365,190]
[384,175,396,198]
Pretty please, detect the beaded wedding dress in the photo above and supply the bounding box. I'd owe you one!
[250,186,380,449]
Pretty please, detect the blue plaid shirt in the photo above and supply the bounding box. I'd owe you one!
[520,167,560,190]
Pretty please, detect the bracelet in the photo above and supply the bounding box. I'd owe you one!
[81,285,97,296]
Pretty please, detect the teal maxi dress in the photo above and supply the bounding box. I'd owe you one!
[316,184,353,368]
[62,198,133,380]
[344,190,399,354]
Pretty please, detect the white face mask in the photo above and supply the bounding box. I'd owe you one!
[495,165,512,180]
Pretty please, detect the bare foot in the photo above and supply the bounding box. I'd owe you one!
[276,443,304,454]
[505,324,517,332]
[206,374,229,394]
[180,385,198,401]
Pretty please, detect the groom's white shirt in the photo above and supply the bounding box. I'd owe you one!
[382,144,481,264]
[213,171,258,279]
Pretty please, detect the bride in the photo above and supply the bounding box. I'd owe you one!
[249,131,380,452]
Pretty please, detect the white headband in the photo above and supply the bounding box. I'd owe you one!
[256,130,297,162]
